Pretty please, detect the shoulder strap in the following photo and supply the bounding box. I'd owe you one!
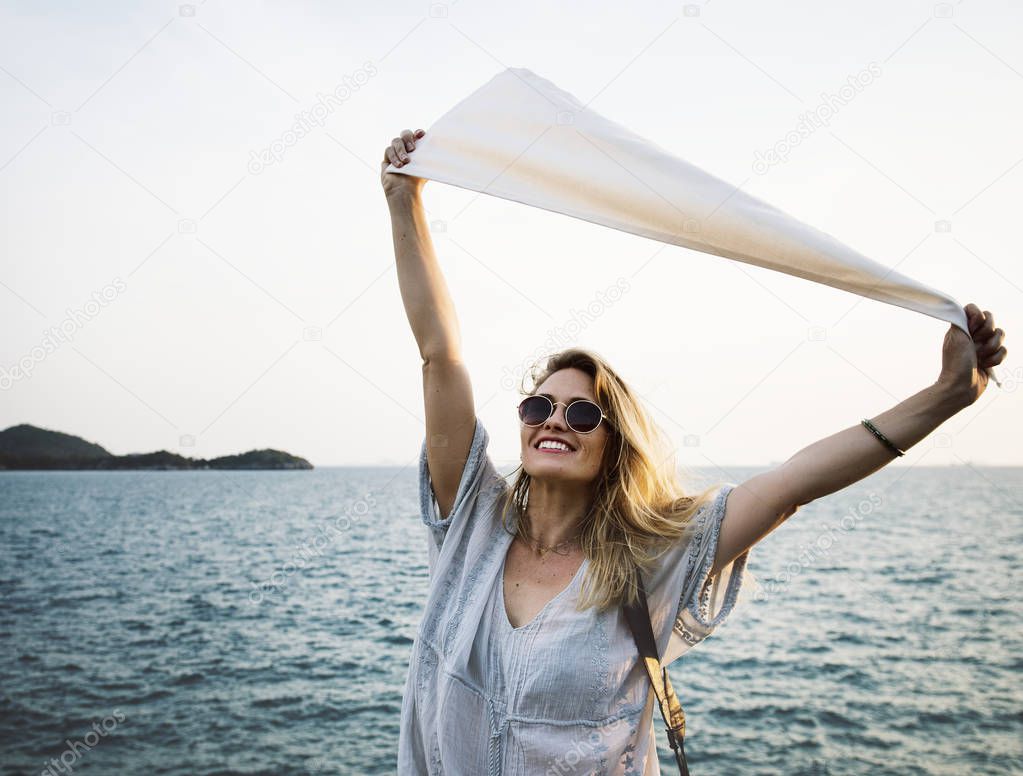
[622,565,691,776]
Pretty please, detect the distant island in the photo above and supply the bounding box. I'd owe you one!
[0,424,313,471]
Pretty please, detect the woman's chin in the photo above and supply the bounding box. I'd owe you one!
[524,452,581,475]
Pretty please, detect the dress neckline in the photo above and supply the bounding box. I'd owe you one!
[498,532,589,633]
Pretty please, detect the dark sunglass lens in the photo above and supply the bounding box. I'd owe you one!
[519,395,552,425]
[567,401,602,432]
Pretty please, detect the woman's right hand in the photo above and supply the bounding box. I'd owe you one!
[381,128,427,200]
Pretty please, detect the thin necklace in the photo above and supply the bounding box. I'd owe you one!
[516,522,582,557]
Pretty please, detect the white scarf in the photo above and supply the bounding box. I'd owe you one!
[386,66,995,385]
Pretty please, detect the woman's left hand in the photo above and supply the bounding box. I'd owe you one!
[937,303,1007,406]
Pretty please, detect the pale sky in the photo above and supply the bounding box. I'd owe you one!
[1,0,1020,468]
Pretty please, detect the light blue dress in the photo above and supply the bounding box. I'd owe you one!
[398,415,755,775]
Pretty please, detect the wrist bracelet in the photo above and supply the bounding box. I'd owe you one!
[861,418,905,457]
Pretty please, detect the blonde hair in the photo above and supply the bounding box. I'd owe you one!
[499,347,723,612]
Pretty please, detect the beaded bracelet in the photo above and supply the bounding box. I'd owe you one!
[861,418,905,457]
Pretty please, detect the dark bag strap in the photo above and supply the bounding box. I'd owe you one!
[622,565,691,776]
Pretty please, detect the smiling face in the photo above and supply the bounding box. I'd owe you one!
[519,367,611,485]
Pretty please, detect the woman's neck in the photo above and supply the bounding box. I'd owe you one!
[522,478,593,546]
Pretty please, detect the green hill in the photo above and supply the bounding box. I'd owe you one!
[0,423,111,459]
[0,424,312,470]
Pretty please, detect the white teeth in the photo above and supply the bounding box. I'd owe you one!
[538,440,571,451]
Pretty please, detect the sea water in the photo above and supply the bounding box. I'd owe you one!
[1,466,1020,775]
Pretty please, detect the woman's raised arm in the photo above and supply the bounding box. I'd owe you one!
[381,128,477,520]
[707,303,1007,580]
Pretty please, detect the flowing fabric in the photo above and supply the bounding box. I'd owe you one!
[385,66,998,386]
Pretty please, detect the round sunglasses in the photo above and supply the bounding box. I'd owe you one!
[517,394,608,434]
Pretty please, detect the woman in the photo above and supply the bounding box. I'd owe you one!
[380,127,1007,775]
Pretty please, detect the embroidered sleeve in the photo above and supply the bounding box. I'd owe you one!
[671,482,755,654]
[418,415,503,545]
